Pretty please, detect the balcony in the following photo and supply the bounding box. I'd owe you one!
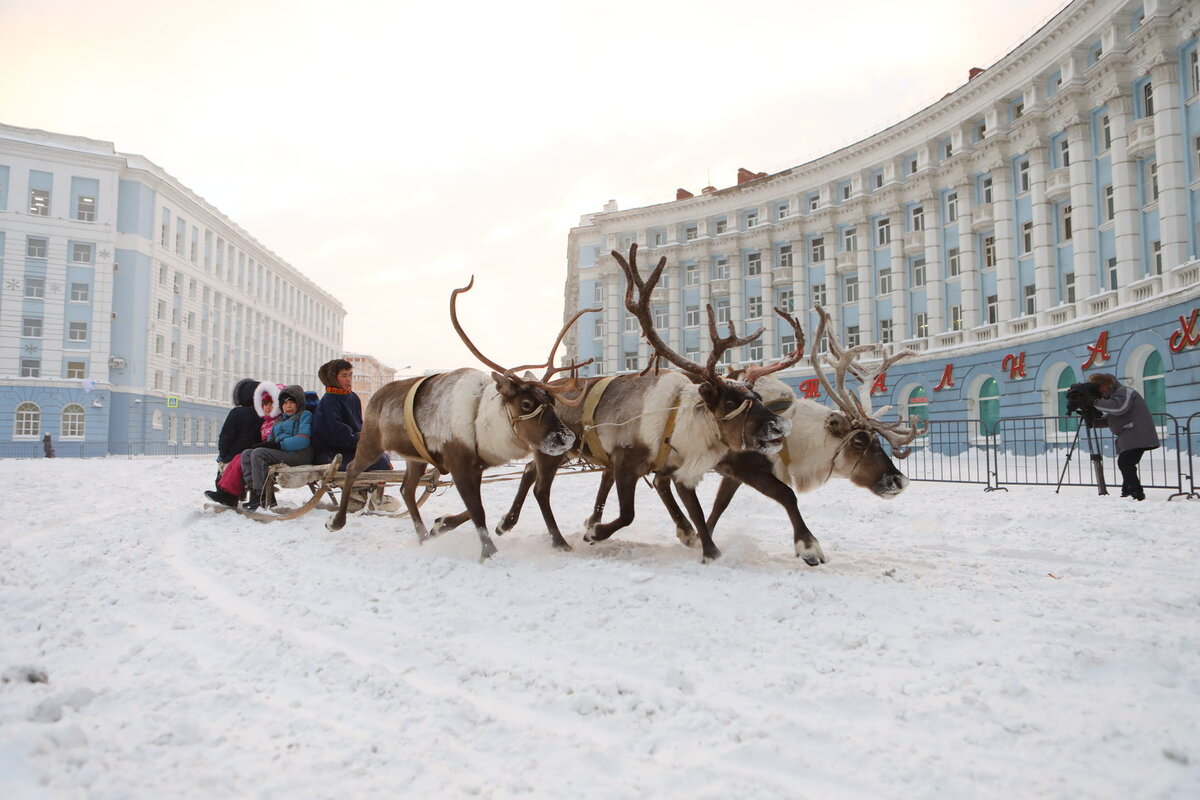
[1171,261,1200,289]
[1045,167,1071,200]
[1085,291,1116,316]
[971,324,998,342]
[835,250,859,272]
[1127,117,1156,157]
[773,265,795,281]
[1041,305,1077,327]
[971,203,995,230]
[1121,275,1163,304]
[933,331,964,348]
[709,279,730,296]
[650,287,669,304]
[903,230,925,253]
[1006,317,1035,335]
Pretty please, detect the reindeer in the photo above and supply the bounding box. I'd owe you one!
[325,278,590,560]
[704,303,923,555]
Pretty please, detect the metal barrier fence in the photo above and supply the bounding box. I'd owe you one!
[0,441,220,460]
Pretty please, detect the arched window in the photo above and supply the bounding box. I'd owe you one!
[151,409,164,430]
[61,404,85,439]
[1142,350,1165,417]
[904,385,929,436]
[1056,367,1078,432]
[977,377,1000,437]
[15,402,40,438]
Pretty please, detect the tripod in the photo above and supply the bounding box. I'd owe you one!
[1056,415,1109,495]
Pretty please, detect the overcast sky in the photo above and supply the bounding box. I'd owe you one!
[1,0,1069,377]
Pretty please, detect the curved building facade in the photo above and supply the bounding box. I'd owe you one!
[565,0,1200,439]
[0,124,346,455]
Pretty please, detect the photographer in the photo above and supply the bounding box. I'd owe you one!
[1087,373,1160,501]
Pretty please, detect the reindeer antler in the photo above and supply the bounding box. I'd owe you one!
[451,277,510,375]
[810,303,926,457]
[742,306,806,385]
[615,243,765,385]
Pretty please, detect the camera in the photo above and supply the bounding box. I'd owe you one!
[1064,381,1104,428]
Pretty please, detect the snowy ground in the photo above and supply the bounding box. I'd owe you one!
[1,457,1197,800]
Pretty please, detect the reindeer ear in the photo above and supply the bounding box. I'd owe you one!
[697,381,721,407]
[826,412,853,438]
[492,371,519,399]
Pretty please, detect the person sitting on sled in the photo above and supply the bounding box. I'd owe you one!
[205,381,281,507]
[239,384,315,512]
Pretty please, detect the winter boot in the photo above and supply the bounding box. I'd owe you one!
[242,490,263,512]
[205,489,239,508]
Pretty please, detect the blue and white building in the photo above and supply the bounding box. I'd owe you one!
[0,124,345,455]
[565,0,1200,439]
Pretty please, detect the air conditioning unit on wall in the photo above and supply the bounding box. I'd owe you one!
[108,357,126,369]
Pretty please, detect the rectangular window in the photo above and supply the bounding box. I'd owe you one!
[1192,49,1199,95]
[847,325,861,348]
[23,317,44,337]
[776,202,790,220]
[811,283,827,307]
[1104,185,1115,221]
[986,294,999,324]
[653,231,665,247]
[914,312,929,338]
[685,224,698,241]
[981,175,993,204]
[912,259,926,287]
[746,252,762,276]
[943,141,953,160]
[747,295,763,318]
[715,303,731,324]
[910,206,924,231]
[24,277,45,299]
[880,319,894,344]
[844,276,859,302]
[685,263,699,286]
[622,315,636,335]
[156,300,166,321]
[685,306,700,327]
[841,184,851,201]
[1153,240,1163,275]
[26,236,48,258]
[21,359,40,378]
[72,243,93,263]
[1022,221,1033,255]
[948,248,961,277]
[69,322,88,341]
[748,341,764,362]
[983,236,997,268]
[843,228,857,252]
[1018,159,1030,193]
[876,218,891,246]
[1023,284,1036,316]
[1013,102,1025,119]
[1061,204,1073,241]
[1102,115,1112,150]
[808,194,819,211]
[810,237,825,263]
[946,192,958,222]
[1059,136,1071,168]
[1147,161,1159,203]
[950,304,963,331]
[778,289,794,313]
[29,188,50,216]
[909,157,918,174]
[653,307,668,330]
[155,335,164,354]
[713,257,730,280]
[1107,257,1118,290]
[76,195,96,221]
[1065,272,1076,303]
[778,245,793,268]
[66,361,85,379]
[714,219,728,235]
[745,211,759,228]
[1142,81,1154,117]
[70,282,90,302]
[161,211,170,247]
[874,172,884,189]
[781,334,797,355]
[879,267,893,295]
[624,352,639,371]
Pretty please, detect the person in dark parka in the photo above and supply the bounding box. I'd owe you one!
[214,377,261,484]
[240,384,316,511]
[312,359,391,472]
[1089,372,1161,501]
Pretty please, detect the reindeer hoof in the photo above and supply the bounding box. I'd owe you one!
[676,528,699,548]
[325,515,344,532]
[430,517,448,537]
[701,547,722,563]
[796,540,826,566]
[479,540,499,561]
[551,537,573,552]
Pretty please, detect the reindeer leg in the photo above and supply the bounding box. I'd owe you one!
[530,453,570,551]
[430,510,472,537]
[705,474,743,536]
[727,453,825,566]
[653,473,697,548]
[582,469,614,535]
[674,482,721,563]
[496,460,537,536]
[326,449,378,532]
[449,462,497,561]
[584,457,640,543]
[400,460,432,542]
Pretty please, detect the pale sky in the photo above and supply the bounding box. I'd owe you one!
[1,0,1069,377]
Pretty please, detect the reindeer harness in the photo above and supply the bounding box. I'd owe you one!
[580,376,678,472]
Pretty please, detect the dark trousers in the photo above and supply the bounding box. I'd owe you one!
[1117,448,1150,498]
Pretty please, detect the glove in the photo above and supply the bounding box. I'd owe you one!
[259,440,282,450]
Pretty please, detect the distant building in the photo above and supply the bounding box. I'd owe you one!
[564,0,1200,432]
[344,353,396,407]
[0,124,346,456]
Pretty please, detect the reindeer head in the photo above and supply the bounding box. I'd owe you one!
[811,304,919,497]
[613,243,804,456]
[451,278,598,457]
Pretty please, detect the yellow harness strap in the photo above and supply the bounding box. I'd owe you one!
[581,376,616,467]
[404,375,437,467]
[652,404,680,473]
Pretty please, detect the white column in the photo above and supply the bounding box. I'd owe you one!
[992,165,1019,322]
[668,262,682,354]
[1108,94,1141,291]
[889,236,907,343]
[923,198,944,335]
[604,270,620,373]
[760,263,776,360]
[1067,120,1098,299]
[955,182,982,330]
[729,252,744,363]
[1151,58,1190,270]
[1029,145,1056,313]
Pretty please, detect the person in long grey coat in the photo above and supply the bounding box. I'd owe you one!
[1088,372,1160,501]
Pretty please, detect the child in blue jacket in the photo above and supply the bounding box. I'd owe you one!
[240,384,314,511]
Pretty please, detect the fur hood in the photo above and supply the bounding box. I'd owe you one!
[231,377,259,408]
[278,384,306,410]
[253,382,283,419]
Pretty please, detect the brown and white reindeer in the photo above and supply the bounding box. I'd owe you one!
[558,244,796,563]
[704,303,923,556]
[324,278,591,560]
